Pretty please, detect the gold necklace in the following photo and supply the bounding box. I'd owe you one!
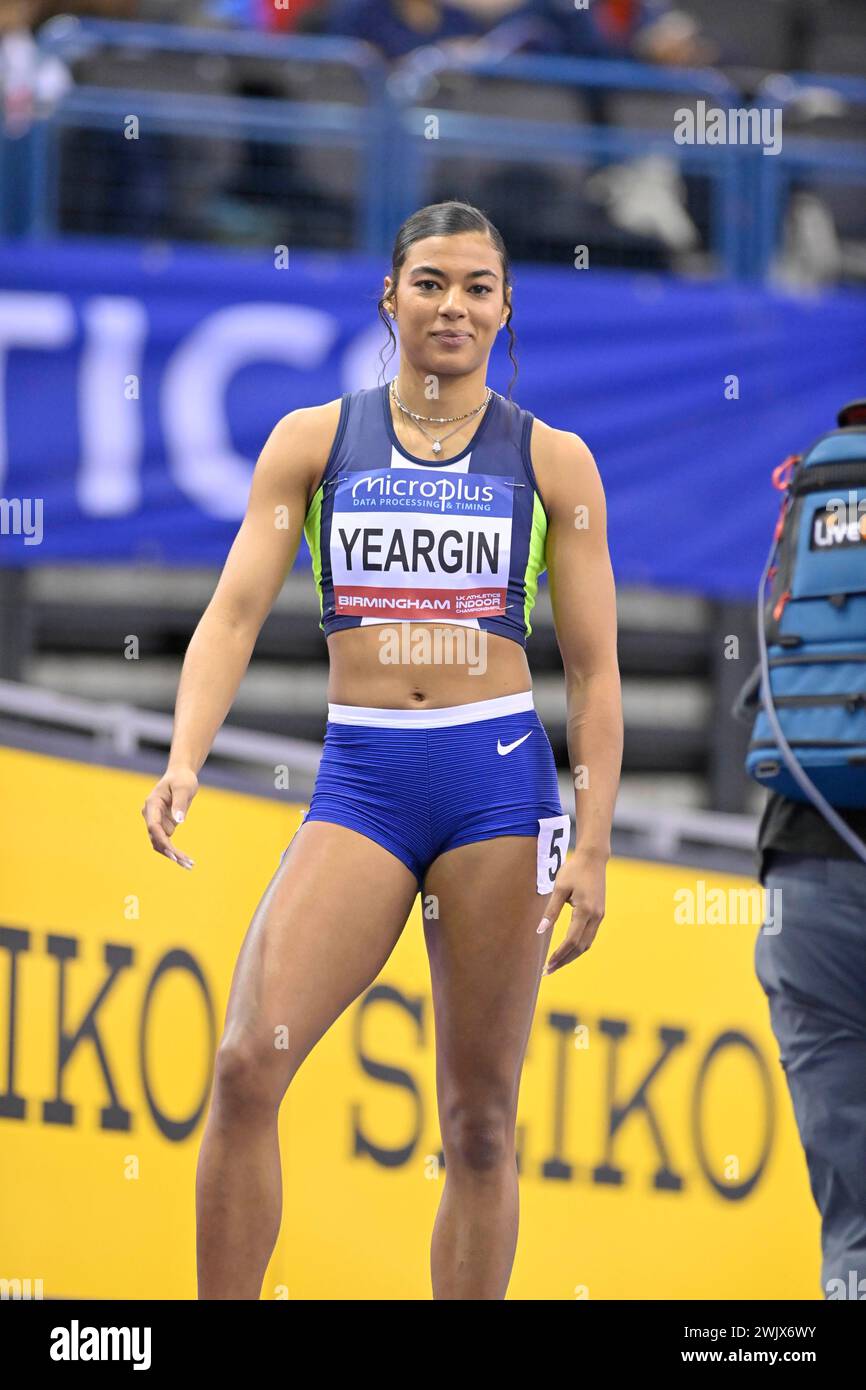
[389,380,492,455]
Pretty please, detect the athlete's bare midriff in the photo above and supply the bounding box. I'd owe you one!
[326,623,532,708]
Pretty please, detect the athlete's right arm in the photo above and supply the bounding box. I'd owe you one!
[141,401,342,866]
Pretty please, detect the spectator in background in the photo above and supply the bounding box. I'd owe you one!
[466,0,719,264]
[206,0,322,30]
[448,0,525,15]
[4,0,137,22]
[475,0,718,68]
[322,0,490,62]
[1,2,137,145]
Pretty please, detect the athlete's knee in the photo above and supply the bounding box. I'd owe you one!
[442,1098,514,1172]
[211,1031,288,1119]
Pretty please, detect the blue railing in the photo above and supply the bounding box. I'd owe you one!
[386,49,748,275]
[27,17,394,250]
[3,17,864,281]
[748,71,866,279]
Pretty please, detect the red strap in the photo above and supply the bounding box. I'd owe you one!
[772,453,799,491]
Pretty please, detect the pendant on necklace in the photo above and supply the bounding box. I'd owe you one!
[432,440,442,454]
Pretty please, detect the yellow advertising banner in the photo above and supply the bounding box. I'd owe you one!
[0,745,820,1300]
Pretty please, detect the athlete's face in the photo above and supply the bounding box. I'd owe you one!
[384,232,509,374]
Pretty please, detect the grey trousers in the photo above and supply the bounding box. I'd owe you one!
[756,849,866,1300]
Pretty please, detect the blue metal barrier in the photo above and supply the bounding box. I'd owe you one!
[387,47,742,101]
[3,17,863,282]
[29,16,392,251]
[749,72,866,280]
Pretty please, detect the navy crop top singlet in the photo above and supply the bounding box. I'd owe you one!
[303,381,549,648]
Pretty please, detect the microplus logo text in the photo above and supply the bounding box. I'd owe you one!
[349,472,496,512]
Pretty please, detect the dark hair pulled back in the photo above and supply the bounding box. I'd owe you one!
[376,200,518,402]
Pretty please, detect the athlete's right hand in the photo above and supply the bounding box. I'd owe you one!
[141,765,198,869]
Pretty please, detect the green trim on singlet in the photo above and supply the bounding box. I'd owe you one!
[304,485,325,628]
[523,490,548,639]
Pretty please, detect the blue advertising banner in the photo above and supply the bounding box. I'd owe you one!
[0,237,864,599]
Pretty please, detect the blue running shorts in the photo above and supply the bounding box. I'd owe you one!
[292,690,570,891]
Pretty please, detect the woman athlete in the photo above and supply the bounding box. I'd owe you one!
[142,200,623,1300]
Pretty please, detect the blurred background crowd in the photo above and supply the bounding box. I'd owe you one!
[0,0,864,282]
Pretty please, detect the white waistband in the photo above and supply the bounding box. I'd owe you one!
[327,690,534,729]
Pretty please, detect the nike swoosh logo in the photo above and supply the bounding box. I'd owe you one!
[497,731,534,756]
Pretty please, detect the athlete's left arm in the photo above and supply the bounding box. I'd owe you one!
[533,425,624,973]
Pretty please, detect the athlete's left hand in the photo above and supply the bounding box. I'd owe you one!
[538,848,608,974]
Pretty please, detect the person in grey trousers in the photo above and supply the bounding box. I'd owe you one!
[755,791,866,1299]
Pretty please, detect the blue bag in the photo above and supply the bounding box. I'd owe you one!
[735,400,866,863]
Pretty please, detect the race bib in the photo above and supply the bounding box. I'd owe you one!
[330,467,513,622]
[536,813,571,894]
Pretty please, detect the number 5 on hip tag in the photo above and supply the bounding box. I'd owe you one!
[536,814,570,894]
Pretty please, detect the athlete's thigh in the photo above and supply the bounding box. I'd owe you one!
[421,835,546,1107]
[221,821,419,1080]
